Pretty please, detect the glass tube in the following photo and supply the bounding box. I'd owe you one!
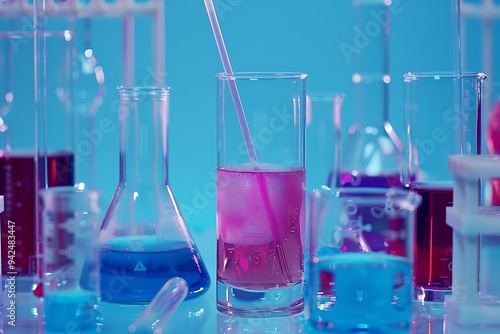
[333,0,400,189]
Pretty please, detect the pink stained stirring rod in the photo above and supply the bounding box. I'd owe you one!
[203,0,292,283]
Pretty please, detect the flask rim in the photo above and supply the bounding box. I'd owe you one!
[403,72,487,82]
[216,72,308,80]
[40,185,100,211]
[0,30,72,39]
[310,186,422,210]
[117,86,171,100]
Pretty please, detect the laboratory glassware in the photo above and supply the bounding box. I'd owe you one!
[216,72,307,317]
[72,18,107,189]
[98,87,210,304]
[306,92,344,190]
[308,187,420,331]
[461,0,499,156]
[41,186,100,334]
[217,313,305,333]
[0,30,74,282]
[128,277,188,333]
[97,289,208,333]
[333,0,400,189]
[402,72,486,303]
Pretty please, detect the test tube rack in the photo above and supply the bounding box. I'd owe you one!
[0,0,165,87]
[445,154,500,327]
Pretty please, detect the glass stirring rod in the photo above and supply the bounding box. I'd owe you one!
[128,277,188,333]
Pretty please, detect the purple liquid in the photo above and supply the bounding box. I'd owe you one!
[0,151,74,276]
[337,171,402,188]
[334,171,405,253]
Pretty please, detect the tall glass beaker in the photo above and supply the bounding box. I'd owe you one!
[216,72,307,317]
[333,0,400,188]
[0,31,75,283]
[402,72,486,304]
[306,92,343,190]
[98,87,210,304]
[71,18,107,189]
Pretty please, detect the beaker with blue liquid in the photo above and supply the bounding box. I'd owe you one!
[98,87,210,303]
[308,187,421,331]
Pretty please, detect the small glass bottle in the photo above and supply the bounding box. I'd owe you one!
[98,87,210,303]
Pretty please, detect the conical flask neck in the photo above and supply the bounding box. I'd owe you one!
[118,88,169,185]
[352,78,388,128]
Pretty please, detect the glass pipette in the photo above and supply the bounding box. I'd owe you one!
[128,277,188,333]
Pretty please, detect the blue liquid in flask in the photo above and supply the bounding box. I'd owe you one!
[99,236,210,303]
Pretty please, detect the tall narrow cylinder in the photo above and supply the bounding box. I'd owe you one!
[333,0,400,189]
[216,72,307,317]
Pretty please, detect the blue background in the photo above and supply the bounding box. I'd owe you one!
[1,0,499,232]
[1,1,500,332]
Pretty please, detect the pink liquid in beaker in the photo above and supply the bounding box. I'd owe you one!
[216,167,305,290]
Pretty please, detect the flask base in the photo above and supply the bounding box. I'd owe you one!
[216,281,303,317]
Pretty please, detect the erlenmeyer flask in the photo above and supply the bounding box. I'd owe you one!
[333,0,400,188]
[98,87,210,304]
